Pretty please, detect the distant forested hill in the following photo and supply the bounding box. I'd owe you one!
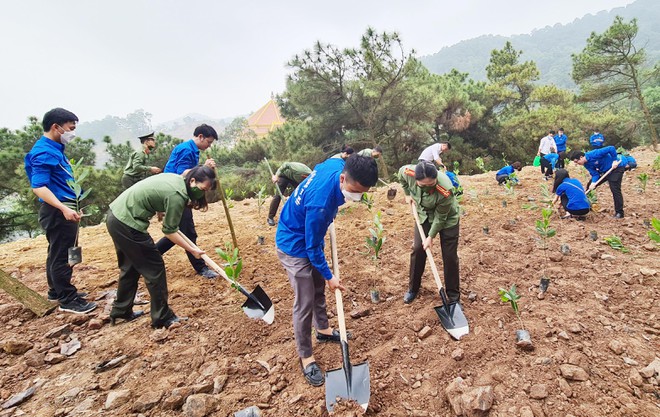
[421,0,660,88]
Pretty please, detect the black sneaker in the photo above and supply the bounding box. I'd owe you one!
[58,297,97,314]
[198,266,218,279]
[152,315,188,329]
[403,290,418,304]
[267,218,276,227]
[316,329,351,343]
[48,291,88,302]
[300,360,324,387]
[613,212,624,219]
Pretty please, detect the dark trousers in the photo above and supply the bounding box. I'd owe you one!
[155,206,206,273]
[540,153,553,176]
[496,174,509,184]
[587,167,625,215]
[106,211,175,326]
[39,203,79,303]
[560,195,590,216]
[268,177,299,219]
[556,151,566,169]
[121,174,140,190]
[277,249,329,358]
[409,221,460,301]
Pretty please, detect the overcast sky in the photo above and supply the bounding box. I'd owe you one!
[0,0,636,130]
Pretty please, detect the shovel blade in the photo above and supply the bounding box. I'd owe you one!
[434,301,469,340]
[325,361,370,412]
[241,285,275,325]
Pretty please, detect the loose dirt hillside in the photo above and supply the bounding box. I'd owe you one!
[0,149,659,417]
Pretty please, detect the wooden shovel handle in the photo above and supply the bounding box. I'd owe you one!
[590,165,616,190]
[409,202,445,292]
[176,230,234,286]
[328,223,348,343]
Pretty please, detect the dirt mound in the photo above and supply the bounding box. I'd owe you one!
[0,148,659,416]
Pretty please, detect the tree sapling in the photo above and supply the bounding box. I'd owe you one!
[536,207,556,294]
[498,284,533,349]
[216,243,242,291]
[365,211,386,303]
[64,158,93,266]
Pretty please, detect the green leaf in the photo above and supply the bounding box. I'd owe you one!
[79,188,92,201]
[224,266,234,278]
[234,260,242,278]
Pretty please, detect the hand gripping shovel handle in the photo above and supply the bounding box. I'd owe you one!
[264,158,286,200]
[175,231,254,302]
[328,223,348,343]
[409,202,452,313]
[590,165,617,190]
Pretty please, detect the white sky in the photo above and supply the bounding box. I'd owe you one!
[0,0,635,130]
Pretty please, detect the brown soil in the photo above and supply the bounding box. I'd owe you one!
[0,148,659,416]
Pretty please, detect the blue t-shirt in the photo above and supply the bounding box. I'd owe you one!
[275,158,346,279]
[163,139,200,174]
[584,146,617,182]
[589,133,604,148]
[554,134,567,152]
[617,154,637,169]
[496,165,514,176]
[445,171,460,189]
[556,178,590,211]
[543,153,559,169]
[24,136,76,203]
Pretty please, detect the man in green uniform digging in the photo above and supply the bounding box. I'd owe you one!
[267,161,312,226]
[121,132,162,189]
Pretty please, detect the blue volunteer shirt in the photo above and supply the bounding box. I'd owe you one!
[589,133,604,148]
[556,178,590,211]
[554,133,567,152]
[617,154,637,169]
[24,136,76,203]
[544,153,559,169]
[584,146,617,183]
[496,165,514,176]
[275,158,346,279]
[445,171,460,189]
[163,139,200,174]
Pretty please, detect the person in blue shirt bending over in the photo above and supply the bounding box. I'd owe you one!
[275,155,378,387]
[155,124,219,279]
[569,146,624,218]
[543,152,559,180]
[617,154,637,171]
[24,108,97,314]
[554,128,568,168]
[495,161,522,185]
[445,170,463,196]
[552,169,590,220]
[589,129,604,149]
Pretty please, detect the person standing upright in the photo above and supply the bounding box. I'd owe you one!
[156,124,219,278]
[554,128,568,169]
[121,132,162,189]
[589,129,604,149]
[275,155,378,386]
[24,108,97,314]
[537,130,556,178]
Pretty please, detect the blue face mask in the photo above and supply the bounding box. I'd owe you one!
[189,186,205,200]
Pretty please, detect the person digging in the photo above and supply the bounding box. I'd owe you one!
[275,155,378,387]
[267,161,311,226]
[398,161,461,305]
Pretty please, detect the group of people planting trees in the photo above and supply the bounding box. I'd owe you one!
[495,127,637,221]
[25,106,642,388]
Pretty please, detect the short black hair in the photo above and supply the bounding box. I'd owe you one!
[42,108,78,131]
[558,127,564,131]
[341,144,354,155]
[373,145,383,153]
[549,130,556,135]
[512,161,522,171]
[343,154,378,187]
[568,150,584,161]
[415,161,438,180]
[440,141,451,150]
[193,124,218,140]
[185,165,217,211]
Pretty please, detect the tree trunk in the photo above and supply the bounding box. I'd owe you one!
[0,268,55,317]
[630,61,658,150]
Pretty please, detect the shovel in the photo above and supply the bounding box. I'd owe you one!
[325,222,370,412]
[205,152,238,249]
[587,164,617,192]
[263,158,286,201]
[410,202,469,340]
[176,231,274,324]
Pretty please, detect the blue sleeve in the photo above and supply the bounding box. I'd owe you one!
[28,152,56,188]
[304,207,333,279]
[175,151,198,175]
[586,164,600,183]
[555,183,566,196]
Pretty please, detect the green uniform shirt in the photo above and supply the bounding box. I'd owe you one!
[276,162,312,184]
[109,173,189,235]
[123,150,151,179]
[357,148,373,157]
[398,164,459,238]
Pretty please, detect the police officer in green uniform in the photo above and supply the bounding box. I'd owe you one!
[267,161,312,226]
[121,132,162,189]
[357,145,382,159]
[398,161,461,304]
[106,166,216,328]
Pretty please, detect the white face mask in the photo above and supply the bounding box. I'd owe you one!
[59,128,76,145]
[341,188,363,202]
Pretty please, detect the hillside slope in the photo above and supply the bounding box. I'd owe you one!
[0,148,658,416]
